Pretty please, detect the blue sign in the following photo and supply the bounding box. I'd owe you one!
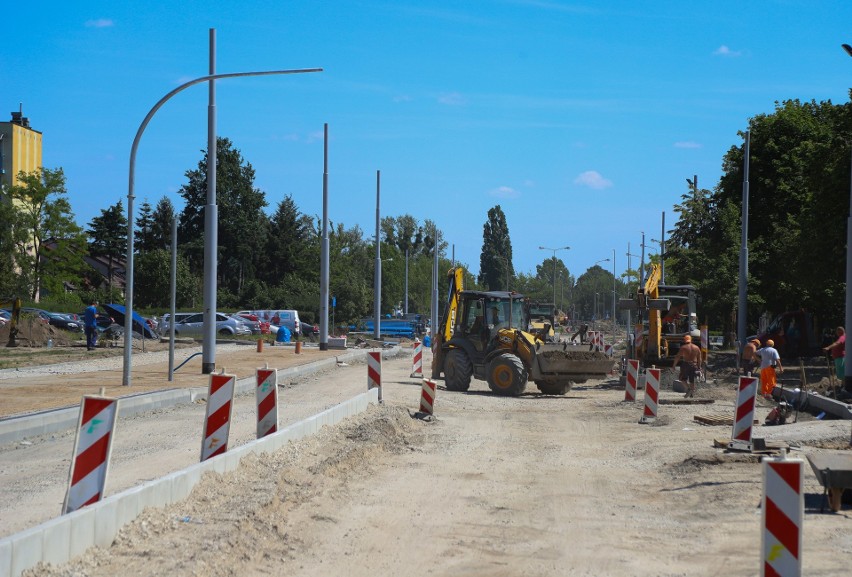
[332,296,336,308]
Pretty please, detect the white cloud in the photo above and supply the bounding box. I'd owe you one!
[438,92,466,106]
[489,186,520,198]
[393,95,412,103]
[522,179,535,188]
[573,170,612,190]
[713,45,742,57]
[674,141,701,149]
[85,18,114,28]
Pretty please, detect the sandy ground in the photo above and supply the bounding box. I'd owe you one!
[3,345,852,576]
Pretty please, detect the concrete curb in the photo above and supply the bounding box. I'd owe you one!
[0,386,381,577]
[0,346,404,445]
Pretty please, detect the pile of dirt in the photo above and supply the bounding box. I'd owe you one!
[0,318,73,347]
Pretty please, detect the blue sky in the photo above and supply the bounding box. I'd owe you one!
[3,1,851,282]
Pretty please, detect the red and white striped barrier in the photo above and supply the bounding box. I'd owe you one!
[255,367,279,439]
[410,341,423,378]
[624,359,639,402]
[63,395,119,514]
[729,376,758,451]
[639,368,660,424]
[761,454,803,576]
[604,343,613,357]
[201,373,236,461]
[367,351,382,402]
[420,378,437,415]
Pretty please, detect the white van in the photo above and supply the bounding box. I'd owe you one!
[237,309,301,335]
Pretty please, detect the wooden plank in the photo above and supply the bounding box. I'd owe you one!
[695,415,759,426]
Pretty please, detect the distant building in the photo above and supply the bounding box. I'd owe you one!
[0,105,43,196]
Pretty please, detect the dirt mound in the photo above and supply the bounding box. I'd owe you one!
[0,318,72,347]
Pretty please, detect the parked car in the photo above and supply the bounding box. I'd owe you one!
[173,312,252,337]
[300,321,319,340]
[237,309,300,334]
[76,309,115,330]
[159,312,195,333]
[22,308,83,332]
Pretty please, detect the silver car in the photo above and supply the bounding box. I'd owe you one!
[173,312,252,337]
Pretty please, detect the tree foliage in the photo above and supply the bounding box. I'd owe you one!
[478,205,513,290]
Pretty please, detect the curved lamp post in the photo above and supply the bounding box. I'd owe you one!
[122,66,322,386]
[538,246,570,304]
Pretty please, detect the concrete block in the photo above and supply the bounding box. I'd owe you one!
[0,537,12,577]
[93,497,119,548]
[116,486,142,528]
[10,527,42,577]
[40,516,71,567]
[68,506,96,558]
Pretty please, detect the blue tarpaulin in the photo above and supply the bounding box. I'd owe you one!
[102,303,157,339]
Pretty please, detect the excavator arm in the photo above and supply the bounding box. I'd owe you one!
[431,267,465,378]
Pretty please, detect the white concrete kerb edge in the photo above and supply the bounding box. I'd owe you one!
[0,387,380,577]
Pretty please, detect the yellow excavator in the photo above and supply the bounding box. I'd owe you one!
[620,263,700,367]
[431,267,613,396]
[1,297,22,347]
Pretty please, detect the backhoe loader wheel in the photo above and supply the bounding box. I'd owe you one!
[535,381,570,396]
[444,349,472,391]
[486,352,527,396]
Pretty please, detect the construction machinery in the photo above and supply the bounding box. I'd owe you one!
[619,263,700,367]
[1,297,22,347]
[527,302,557,342]
[431,267,613,396]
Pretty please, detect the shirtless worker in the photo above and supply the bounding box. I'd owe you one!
[741,338,760,375]
[672,334,702,398]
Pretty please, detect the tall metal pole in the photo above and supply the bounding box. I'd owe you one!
[737,131,751,358]
[404,248,409,316]
[538,246,569,304]
[319,123,330,350]
[373,170,381,340]
[201,28,217,374]
[845,145,852,392]
[431,226,439,338]
[612,248,616,327]
[843,44,852,392]
[639,232,646,287]
[660,211,665,284]
[120,66,322,386]
[168,217,177,381]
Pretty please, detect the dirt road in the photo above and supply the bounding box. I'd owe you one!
[6,347,852,576]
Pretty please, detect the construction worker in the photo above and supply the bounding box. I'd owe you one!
[741,338,760,375]
[756,339,783,398]
[672,334,702,398]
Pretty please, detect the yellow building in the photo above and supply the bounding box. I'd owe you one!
[0,107,43,194]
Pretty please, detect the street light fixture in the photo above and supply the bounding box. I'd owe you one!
[539,246,570,304]
[122,63,322,386]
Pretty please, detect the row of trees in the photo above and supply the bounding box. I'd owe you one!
[3,95,850,334]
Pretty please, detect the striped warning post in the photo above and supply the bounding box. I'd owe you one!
[410,341,423,378]
[63,395,119,514]
[729,376,758,451]
[604,343,613,357]
[420,378,437,415]
[761,454,803,576]
[639,368,660,424]
[624,359,639,402]
[255,367,279,439]
[367,351,382,402]
[700,324,709,365]
[201,373,236,461]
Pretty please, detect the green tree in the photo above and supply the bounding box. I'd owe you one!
[150,196,176,251]
[0,192,28,297]
[478,205,513,290]
[8,167,87,301]
[134,200,156,254]
[178,137,269,294]
[87,200,128,296]
[134,249,198,309]
[261,195,315,283]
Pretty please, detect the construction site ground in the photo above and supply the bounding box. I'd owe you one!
[1,334,851,576]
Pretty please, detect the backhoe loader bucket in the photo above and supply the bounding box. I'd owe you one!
[531,342,613,384]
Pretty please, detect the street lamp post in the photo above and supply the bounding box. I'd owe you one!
[842,43,852,392]
[122,64,322,387]
[538,246,570,304]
